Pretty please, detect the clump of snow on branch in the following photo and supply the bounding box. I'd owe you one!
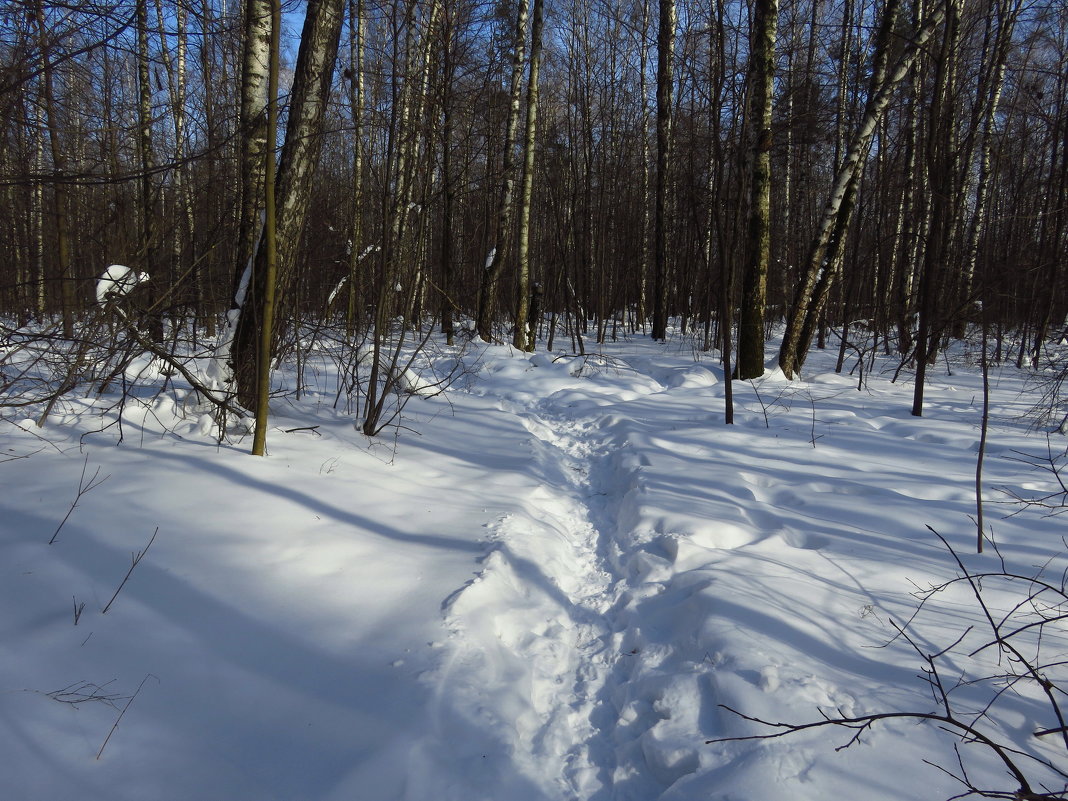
[95,264,149,305]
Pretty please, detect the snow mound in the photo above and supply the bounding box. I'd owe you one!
[95,264,149,305]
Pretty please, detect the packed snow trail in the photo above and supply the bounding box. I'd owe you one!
[421,354,721,801]
[423,394,631,800]
[413,345,1030,801]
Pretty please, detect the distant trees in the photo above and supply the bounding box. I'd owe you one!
[3,0,1068,430]
[778,0,945,380]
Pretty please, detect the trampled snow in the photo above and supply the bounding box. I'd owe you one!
[1,327,1065,800]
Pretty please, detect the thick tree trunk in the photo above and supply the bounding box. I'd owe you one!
[236,0,272,297]
[736,0,778,379]
[231,0,345,410]
[913,0,960,416]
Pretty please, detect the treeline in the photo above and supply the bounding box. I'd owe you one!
[1,0,1066,377]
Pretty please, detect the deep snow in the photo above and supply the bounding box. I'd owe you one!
[1,326,1066,800]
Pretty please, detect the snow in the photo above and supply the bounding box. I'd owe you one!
[1,326,1065,800]
[95,265,149,305]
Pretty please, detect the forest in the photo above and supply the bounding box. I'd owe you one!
[2,0,1066,440]
[5,2,1068,799]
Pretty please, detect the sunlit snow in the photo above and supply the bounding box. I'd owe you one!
[1,326,1064,801]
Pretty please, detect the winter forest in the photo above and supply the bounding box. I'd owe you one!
[4,0,1068,799]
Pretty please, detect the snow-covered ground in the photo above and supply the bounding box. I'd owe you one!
[1,326,1065,800]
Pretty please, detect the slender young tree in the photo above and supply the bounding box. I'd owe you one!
[344,0,365,340]
[32,0,75,338]
[651,0,675,341]
[135,0,164,341]
[437,0,458,346]
[476,0,530,342]
[252,0,280,456]
[513,0,545,351]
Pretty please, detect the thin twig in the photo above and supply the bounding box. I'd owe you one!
[49,454,110,545]
[101,528,158,614]
[96,674,158,760]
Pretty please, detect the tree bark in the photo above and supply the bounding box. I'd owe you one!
[252,0,280,456]
[513,0,545,351]
[231,0,345,410]
[236,0,272,299]
[651,0,675,341]
[136,0,164,342]
[33,0,75,338]
[913,0,960,417]
[736,0,778,379]
[778,0,946,378]
[476,0,531,342]
[345,0,365,341]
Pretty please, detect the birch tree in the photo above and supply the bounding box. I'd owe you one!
[230,0,345,411]
[512,0,545,351]
[476,0,530,343]
[236,0,272,295]
[778,0,947,379]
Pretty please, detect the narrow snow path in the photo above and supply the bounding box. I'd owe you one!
[424,393,630,800]
[422,367,712,801]
[415,342,1056,801]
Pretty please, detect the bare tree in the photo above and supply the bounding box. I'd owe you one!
[736,0,778,379]
[512,0,545,352]
[651,0,675,341]
[230,0,345,412]
[778,0,947,379]
[475,0,530,343]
